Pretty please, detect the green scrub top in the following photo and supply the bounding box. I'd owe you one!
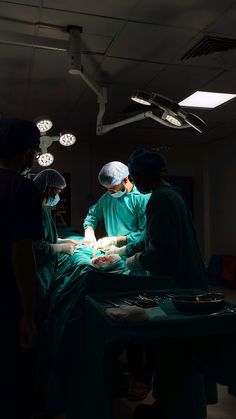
[127,185,208,291]
[34,207,58,296]
[83,185,150,244]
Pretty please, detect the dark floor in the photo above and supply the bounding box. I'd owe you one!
[113,285,236,419]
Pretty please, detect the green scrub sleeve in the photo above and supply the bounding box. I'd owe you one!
[125,194,148,244]
[34,208,58,259]
[83,200,104,231]
[137,194,173,272]
[126,238,146,257]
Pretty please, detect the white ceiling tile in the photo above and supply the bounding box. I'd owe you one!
[0,0,40,5]
[108,22,197,62]
[202,70,236,93]
[0,0,236,144]
[43,0,138,19]
[204,106,236,125]
[0,2,40,22]
[208,4,236,36]
[0,44,33,116]
[98,57,164,86]
[25,48,103,121]
[146,65,221,102]
[40,7,124,37]
[131,0,236,29]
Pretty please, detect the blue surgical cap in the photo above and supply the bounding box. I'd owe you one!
[34,169,66,193]
[128,149,167,175]
[98,161,129,188]
[0,118,40,159]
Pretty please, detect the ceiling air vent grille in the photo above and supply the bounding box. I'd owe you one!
[181,35,236,60]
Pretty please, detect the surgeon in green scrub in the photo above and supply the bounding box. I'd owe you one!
[33,169,79,318]
[83,161,150,253]
[109,150,208,291]
[124,149,208,419]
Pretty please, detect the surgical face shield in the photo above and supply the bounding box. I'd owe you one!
[46,194,60,207]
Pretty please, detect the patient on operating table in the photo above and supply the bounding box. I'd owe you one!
[91,254,121,268]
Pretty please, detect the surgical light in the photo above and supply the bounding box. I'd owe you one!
[59,132,76,146]
[147,92,207,133]
[37,153,54,167]
[36,118,53,133]
[35,116,77,167]
[131,91,151,106]
[179,91,236,108]
[165,114,183,127]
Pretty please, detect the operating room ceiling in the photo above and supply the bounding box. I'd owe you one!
[1,0,236,145]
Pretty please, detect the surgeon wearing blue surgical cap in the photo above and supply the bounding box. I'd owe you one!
[125,148,208,291]
[34,169,79,260]
[83,160,151,255]
[33,169,79,323]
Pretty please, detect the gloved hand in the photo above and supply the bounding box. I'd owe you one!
[92,236,118,257]
[58,238,79,246]
[96,236,118,249]
[51,243,77,256]
[83,229,97,247]
[104,245,126,257]
[126,253,143,272]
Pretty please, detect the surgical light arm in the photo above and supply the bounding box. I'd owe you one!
[39,135,59,154]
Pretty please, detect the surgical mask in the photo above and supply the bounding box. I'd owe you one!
[110,188,126,198]
[46,194,60,207]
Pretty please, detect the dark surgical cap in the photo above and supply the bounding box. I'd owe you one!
[128,148,167,175]
[0,118,40,159]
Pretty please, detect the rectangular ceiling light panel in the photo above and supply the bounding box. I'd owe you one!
[179,91,236,108]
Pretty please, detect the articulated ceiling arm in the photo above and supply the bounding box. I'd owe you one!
[96,109,155,135]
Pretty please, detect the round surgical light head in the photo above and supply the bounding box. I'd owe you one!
[131,91,151,106]
[165,114,183,127]
[37,152,54,167]
[35,118,53,134]
[59,132,76,146]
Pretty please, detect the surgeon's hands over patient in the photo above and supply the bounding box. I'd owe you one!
[126,253,143,272]
[57,238,79,246]
[83,227,97,247]
[92,236,118,256]
[51,242,78,255]
[104,245,127,257]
